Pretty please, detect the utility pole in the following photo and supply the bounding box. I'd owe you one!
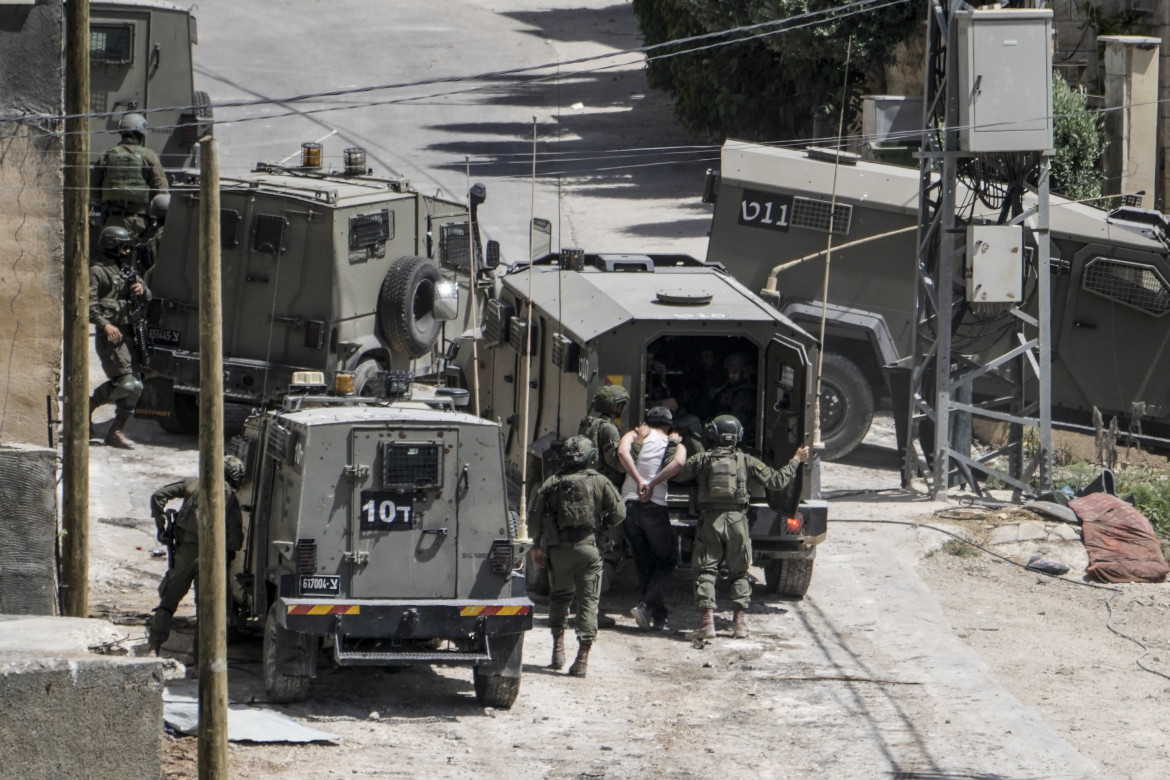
[907,0,1054,498]
[62,0,90,618]
[196,136,228,778]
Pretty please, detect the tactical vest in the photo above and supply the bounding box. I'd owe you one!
[578,414,622,484]
[550,470,600,530]
[100,144,152,207]
[697,449,749,507]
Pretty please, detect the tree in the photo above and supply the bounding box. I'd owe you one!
[631,0,925,142]
[1050,71,1104,202]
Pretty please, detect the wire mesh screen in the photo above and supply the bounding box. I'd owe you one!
[791,197,852,235]
[350,210,392,250]
[440,222,473,270]
[382,443,443,489]
[1082,257,1170,317]
[251,214,288,254]
[90,25,133,65]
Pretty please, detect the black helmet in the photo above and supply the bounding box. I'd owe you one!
[149,193,170,223]
[592,384,629,417]
[561,435,597,469]
[118,112,147,138]
[644,406,673,428]
[98,225,134,258]
[705,414,743,447]
[223,456,246,490]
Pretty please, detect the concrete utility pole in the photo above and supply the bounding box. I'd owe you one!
[61,0,90,618]
[196,136,228,778]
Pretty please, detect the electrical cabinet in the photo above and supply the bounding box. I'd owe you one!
[966,224,1023,303]
[956,9,1053,153]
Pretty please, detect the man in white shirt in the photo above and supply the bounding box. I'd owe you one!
[618,406,686,631]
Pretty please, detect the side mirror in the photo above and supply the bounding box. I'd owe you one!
[433,280,460,321]
[484,239,500,270]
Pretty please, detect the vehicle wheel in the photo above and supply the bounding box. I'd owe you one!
[263,604,314,703]
[157,391,199,435]
[764,551,816,599]
[474,669,521,709]
[194,90,213,132]
[378,255,442,358]
[818,353,874,461]
[353,359,383,397]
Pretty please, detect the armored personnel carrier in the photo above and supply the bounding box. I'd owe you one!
[142,147,496,432]
[463,250,827,597]
[228,372,531,707]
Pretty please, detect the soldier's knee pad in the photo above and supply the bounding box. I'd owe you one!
[109,372,144,404]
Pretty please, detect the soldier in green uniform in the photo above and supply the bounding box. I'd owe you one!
[91,113,168,234]
[88,225,151,449]
[673,415,809,640]
[146,456,246,656]
[528,436,626,678]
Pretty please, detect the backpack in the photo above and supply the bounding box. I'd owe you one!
[100,144,151,206]
[697,449,748,506]
[549,471,598,530]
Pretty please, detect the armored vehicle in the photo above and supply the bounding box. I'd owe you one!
[143,148,495,432]
[706,140,1170,459]
[90,1,211,180]
[465,250,827,596]
[228,373,532,707]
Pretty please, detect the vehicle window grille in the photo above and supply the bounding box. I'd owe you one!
[791,197,851,235]
[90,24,133,65]
[484,299,513,346]
[221,209,241,249]
[382,443,443,489]
[508,317,531,355]
[251,214,288,254]
[350,210,392,250]
[1082,257,1170,317]
[266,425,291,463]
[440,222,472,270]
[91,91,108,114]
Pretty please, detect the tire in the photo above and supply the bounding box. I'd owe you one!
[474,669,521,709]
[157,391,198,435]
[379,255,442,358]
[263,604,314,703]
[193,90,213,132]
[763,550,816,599]
[353,359,383,397]
[818,353,874,461]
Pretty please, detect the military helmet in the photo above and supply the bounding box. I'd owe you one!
[118,112,148,137]
[98,225,134,258]
[723,352,753,374]
[149,193,170,222]
[223,456,246,490]
[592,384,629,417]
[644,405,673,428]
[705,414,744,447]
[561,435,597,469]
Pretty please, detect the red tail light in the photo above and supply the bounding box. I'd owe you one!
[785,516,804,534]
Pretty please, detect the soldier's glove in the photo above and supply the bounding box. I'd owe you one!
[154,516,171,544]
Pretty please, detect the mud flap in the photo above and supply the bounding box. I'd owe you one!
[133,376,176,420]
[477,631,524,679]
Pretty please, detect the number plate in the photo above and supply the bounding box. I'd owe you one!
[149,326,181,347]
[359,490,414,530]
[737,188,793,233]
[298,574,340,596]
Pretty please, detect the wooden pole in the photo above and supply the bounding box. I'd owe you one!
[196,136,228,778]
[61,0,91,618]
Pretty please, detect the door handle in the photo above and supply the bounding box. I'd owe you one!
[421,528,448,536]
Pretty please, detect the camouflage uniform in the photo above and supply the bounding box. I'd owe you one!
[577,384,630,595]
[91,131,168,234]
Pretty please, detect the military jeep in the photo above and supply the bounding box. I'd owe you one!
[228,373,532,707]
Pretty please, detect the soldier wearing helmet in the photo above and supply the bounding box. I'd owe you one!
[91,112,168,234]
[88,224,152,449]
[145,456,247,655]
[672,415,809,641]
[527,435,625,678]
[710,352,757,443]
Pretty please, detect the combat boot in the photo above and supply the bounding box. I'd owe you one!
[733,608,749,639]
[550,631,566,670]
[568,640,592,678]
[104,409,135,450]
[686,607,716,640]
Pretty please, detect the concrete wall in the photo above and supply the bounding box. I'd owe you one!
[0,0,65,447]
[0,443,57,614]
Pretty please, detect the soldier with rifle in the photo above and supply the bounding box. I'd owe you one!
[88,225,152,449]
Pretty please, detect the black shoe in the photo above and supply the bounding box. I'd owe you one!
[597,611,617,629]
[651,615,670,632]
[630,603,651,631]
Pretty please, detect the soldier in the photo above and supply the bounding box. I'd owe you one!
[617,406,686,631]
[528,436,626,678]
[146,456,246,656]
[673,415,809,640]
[711,352,757,443]
[89,225,151,449]
[136,193,169,282]
[91,113,168,234]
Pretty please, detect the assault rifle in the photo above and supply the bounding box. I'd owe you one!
[117,260,152,366]
[158,508,178,569]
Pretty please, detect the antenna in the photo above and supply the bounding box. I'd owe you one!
[465,156,481,417]
[516,116,539,542]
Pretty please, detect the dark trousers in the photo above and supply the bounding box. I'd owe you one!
[624,501,675,621]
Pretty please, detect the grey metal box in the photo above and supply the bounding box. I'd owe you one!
[966,224,1023,303]
[956,9,1053,153]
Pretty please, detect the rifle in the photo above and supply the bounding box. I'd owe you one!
[159,508,178,569]
[117,259,152,366]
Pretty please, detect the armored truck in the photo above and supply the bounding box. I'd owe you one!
[705,140,1170,459]
[465,250,827,596]
[228,374,532,707]
[143,149,495,432]
[90,1,211,180]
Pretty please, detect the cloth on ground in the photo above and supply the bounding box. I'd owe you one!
[1069,493,1169,584]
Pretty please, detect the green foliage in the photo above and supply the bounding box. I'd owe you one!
[1050,72,1104,201]
[1053,464,1170,538]
[942,539,978,557]
[631,0,925,141]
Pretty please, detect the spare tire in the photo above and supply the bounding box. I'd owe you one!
[378,255,442,358]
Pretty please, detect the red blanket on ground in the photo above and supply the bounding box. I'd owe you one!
[1069,493,1169,583]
